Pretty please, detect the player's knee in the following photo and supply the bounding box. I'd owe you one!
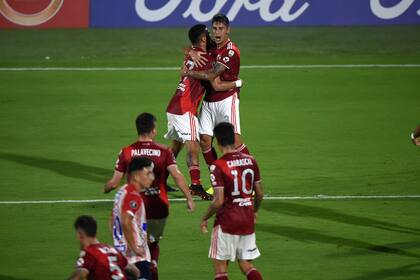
[238,260,254,274]
[200,135,212,150]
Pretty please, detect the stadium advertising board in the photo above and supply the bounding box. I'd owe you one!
[90,0,420,27]
[0,0,89,28]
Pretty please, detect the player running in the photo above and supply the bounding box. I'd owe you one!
[200,122,264,280]
[111,157,155,280]
[166,24,243,200]
[183,14,250,167]
[68,215,139,280]
[104,112,195,280]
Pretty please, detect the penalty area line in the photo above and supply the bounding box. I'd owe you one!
[0,64,420,71]
[1,195,420,204]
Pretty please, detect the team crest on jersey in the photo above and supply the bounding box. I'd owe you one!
[228,50,235,57]
[129,200,138,209]
[223,57,230,63]
[209,165,216,172]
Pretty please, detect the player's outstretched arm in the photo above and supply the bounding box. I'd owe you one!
[167,165,195,212]
[67,268,89,280]
[211,76,243,91]
[104,170,124,193]
[200,188,224,233]
[184,62,226,81]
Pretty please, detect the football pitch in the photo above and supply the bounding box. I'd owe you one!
[0,26,420,279]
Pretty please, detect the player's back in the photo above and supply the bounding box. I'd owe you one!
[79,243,127,280]
[210,151,261,235]
[167,47,214,115]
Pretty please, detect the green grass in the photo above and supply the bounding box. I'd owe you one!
[0,26,420,279]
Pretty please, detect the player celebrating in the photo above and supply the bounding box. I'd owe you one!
[112,157,155,280]
[166,24,243,200]
[200,122,264,280]
[68,215,139,280]
[183,14,249,166]
[104,112,195,280]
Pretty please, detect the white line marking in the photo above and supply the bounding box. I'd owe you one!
[0,64,420,71]
[0,195,419,204]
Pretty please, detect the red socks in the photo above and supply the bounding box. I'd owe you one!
[149,242,160,280]
[203,147,218,165]
[246,268,263,280]
[215,272,228,280]
[189,165,201,185]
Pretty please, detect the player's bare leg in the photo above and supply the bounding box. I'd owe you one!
[200,134,218,165]
[212,259,229,280]
[234,133,250,155]
[187,140,213,200]
[238,260,263,280]
[170,140,184,158]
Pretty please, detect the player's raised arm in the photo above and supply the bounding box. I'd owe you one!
[167,164,195,212]
[67,268,89,280]
[184,61,227,81]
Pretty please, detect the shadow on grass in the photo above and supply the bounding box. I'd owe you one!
[346,263,420,280]
[258,223,420,259]
[0,152,110,184]
[263,200,420,236]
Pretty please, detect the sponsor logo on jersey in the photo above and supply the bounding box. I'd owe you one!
[223,56,230,63]
[232,197,252,207]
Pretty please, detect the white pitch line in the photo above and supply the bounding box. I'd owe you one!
[0,64,420,71]
[0,195,420,205]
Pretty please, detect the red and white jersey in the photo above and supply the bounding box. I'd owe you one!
[209,152,261,235]
[112,184,150,263]
[167,47,215,115]
[115,140,177,219]
[75,243,128,280]
[205,40,241,102]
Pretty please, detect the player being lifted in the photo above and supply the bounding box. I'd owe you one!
[104,113,195,280]
[111,157,155,280]
[183,14,250,167]
[68,215,139,280]
[200,123,264,280]
[166,24,243,200]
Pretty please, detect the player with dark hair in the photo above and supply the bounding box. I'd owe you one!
[166,24,242,200]
[411,124,420,146]
[200,122,264,280]
[111,157,155,280]
[183,14,250,168]
[68,215,139,280]
[104,112,194,280]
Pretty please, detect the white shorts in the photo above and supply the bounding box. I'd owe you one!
[208,225,260,262]
[147,218,167,243]
[199,93,241,136]
[164,112,199,143]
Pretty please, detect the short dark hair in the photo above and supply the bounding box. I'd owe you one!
[128,157,153,174]
[214,122,235,147]
[74,215,97,237]
[212,14,230,27]
[189,24,207,45]
[136,113,156,135]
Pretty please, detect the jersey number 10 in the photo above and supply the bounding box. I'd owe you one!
[231,168,254,196]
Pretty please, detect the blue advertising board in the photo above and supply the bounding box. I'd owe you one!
[90,0,420,27]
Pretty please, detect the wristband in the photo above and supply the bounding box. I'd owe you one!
[235,80,243,88]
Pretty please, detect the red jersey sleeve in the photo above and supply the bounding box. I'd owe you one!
[115,149,128,173]
[118,252,128,270]
[76,250,94,271]
[165,149,177,167]
[209,163,224,189]
[217,48,239,71]
[122,193,142,217]
[253,159,262,183]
